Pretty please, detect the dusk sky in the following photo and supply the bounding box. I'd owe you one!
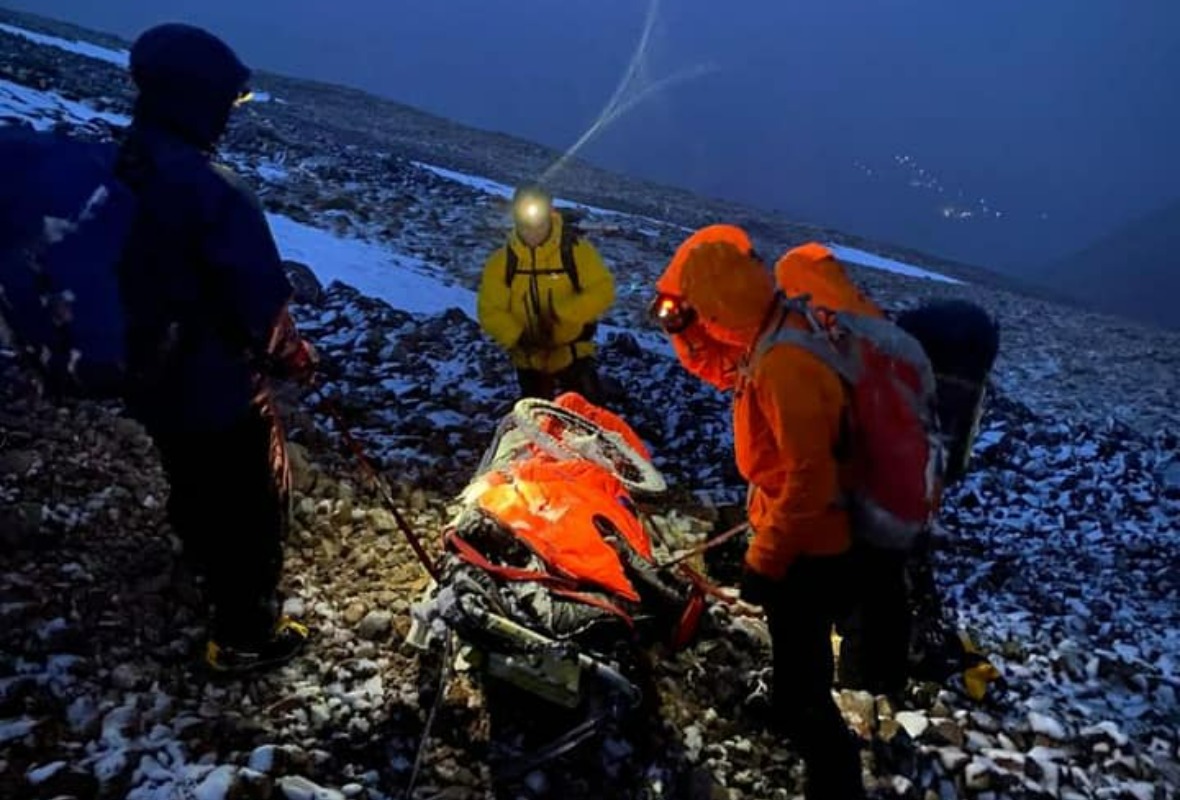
[13,0,1180,272]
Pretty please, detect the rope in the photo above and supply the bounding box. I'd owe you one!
[310,386,441,582]
[656,521,749,570]
[406,632,454,799]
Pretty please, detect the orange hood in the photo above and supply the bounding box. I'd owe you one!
[656,225,778,390]
[774,242,884,318]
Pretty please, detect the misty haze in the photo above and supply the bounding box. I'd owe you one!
[9,0,1180,279]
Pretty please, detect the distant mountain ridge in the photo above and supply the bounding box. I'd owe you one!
[1031,199,1180,330]
[0,3,1037,295]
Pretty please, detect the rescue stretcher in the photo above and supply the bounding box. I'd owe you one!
[406,393,713,758]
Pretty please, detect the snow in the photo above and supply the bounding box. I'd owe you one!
[411,160,689,229]
[256,162,290,183]
[268,212,678,358]
[193,765,236,800]
[247,745,277,773]
[426,409,468,427]
[277,774,347,800]
[412,161,513,199]
[824,243,963,284]
[266,213,475,318]
[0,78,130,130]
[3,21,1179,800]
[0,22,130,67]
[1028,711,1068,740]
[0,716,37,744]
[26,760,66,783]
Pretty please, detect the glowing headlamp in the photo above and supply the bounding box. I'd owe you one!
[234,87,255,107]
[512,186,552,229]
[518,199,546,224]
[649,293,696,335]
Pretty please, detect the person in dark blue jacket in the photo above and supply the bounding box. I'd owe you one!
[114,22,317,674]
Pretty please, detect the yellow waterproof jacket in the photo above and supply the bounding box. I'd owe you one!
[477,212,615,373]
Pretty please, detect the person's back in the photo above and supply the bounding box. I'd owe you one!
[116,23,317,674]
[115,24,300,432]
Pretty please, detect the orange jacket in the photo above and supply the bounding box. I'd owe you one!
[656,227,852,579]
[466,391,656,600]
[735,315,852,578]
[475,458,651,600]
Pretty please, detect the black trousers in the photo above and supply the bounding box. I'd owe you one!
[764,555,866,800]
[836,541,912,697]
[147,400,292,647]
[516,356,604,405]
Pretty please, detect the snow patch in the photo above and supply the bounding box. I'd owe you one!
[26,760,67,783]
[266,213,475,318]
[0,78,129,130]
[0,22,130,67]
[825,243,962,284]
[0,716,38,743]
[193,765,236,800]
[412,161,514,199]
[276,774,347,800]
[411,160,687,230]
[256,162,290,183]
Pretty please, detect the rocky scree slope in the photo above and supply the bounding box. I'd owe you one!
[2,7,1178,439]
[2,270,1179,800]
[1,9,1180,799]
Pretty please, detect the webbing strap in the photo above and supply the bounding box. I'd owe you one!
[445,530,636,627]
[550,587,634,629]
[445,530,570,586]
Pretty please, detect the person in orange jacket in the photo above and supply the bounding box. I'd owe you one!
[651,225,866,800]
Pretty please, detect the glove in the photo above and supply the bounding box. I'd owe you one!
[515,328,549,353]
[738,565,779,608]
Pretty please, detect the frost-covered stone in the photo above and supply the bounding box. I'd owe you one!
[0,23,1177,800]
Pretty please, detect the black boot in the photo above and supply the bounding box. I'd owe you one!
[204,615,310,675]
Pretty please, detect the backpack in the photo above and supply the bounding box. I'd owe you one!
[894,299,1000,485]
[774,243,886,319]
[748,289,945,552]
[504,208,585,292]
[0,127,140,400]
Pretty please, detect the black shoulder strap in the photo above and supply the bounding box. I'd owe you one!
[503,243,518,287]
[502,217,583,292]
[559,218,582,294]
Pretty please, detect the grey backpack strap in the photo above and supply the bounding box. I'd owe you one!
[749,322,861,385]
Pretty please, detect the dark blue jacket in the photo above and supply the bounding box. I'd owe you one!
[116,24,294,434]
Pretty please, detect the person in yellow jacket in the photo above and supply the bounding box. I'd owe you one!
[477,185,615,403]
